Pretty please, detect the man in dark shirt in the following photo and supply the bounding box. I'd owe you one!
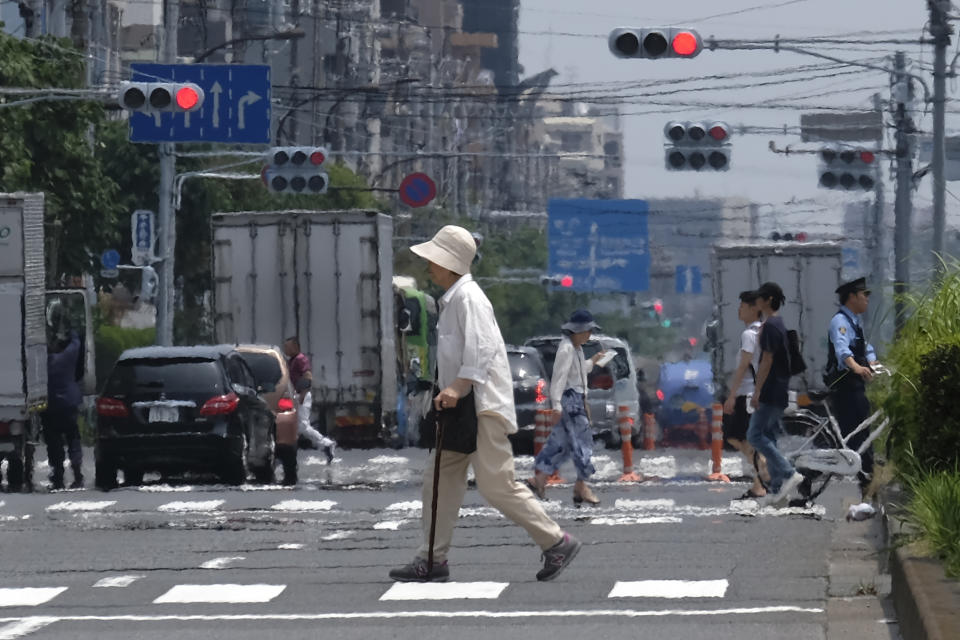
[44,330,84,489]
[747,282,803,506]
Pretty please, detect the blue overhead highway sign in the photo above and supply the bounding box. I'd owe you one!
[128,64,271,144]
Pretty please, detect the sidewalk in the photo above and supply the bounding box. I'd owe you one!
[881,485,960,640]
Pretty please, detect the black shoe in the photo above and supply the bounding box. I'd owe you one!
[323,443,336,465]
[389,558,449,583]
[69,475,84,490]
[536,532,582,582]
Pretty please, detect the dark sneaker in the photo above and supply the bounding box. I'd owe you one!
[389,558,449,583]
[323,443,336,465]
[536,532,582,582]
[69,475,84,490]
[49,474,65,491]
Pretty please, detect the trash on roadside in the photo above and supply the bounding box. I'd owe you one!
[846,502,877,521]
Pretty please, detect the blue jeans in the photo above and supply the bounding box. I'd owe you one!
[746,402,794,492]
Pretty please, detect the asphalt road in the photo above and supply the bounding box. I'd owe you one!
[0,447,900,639]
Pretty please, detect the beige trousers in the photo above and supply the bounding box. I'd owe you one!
[416,412,564,562]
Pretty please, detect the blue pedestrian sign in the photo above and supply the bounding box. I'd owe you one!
[131,209,155,266]
[100,249,120,270]
[675,265,702,294]
[128,64,271,144]
[548,199,650,292]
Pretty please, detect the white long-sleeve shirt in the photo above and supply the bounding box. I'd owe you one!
[436,274,517,431]
[549,336,594,412]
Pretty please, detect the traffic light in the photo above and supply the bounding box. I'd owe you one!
[119,82,204,113]
[818,146,877,191]
[262,146,329,195]
[609,28,703,59]
[540,274,574,288]
[664,121,731,171]
[770,231,809,242]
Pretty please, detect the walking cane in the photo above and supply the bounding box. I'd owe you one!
[427,413,444,575]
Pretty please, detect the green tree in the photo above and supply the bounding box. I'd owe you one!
[0,33,124,282]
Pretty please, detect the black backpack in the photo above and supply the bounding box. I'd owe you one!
[785,329,807,376]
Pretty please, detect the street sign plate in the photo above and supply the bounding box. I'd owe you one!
[398,173,437,207]
[131,209,155,266]
[100,268,119,279]
[128,64,271,144]
[548,199,650,293]
[675,264,702,294]
[100,249,120,270]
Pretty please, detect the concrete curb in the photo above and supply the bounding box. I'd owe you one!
[881,486,960,640]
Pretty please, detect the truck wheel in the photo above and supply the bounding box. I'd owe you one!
[95,456,118,491]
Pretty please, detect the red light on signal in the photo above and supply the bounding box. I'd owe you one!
[653,300,663,314]
[795,232,808,242]
[671,31,698,56]
[688,337,698,347]
[708,125,728,142]
[175,86,199,110]
[656,389,665,402]
[560,275,574,288]
[310,151,326,165]
[859,151,875,164]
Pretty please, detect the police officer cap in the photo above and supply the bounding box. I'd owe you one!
[835,277,870,296]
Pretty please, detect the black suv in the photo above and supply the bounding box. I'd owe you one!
[94,345,276,489]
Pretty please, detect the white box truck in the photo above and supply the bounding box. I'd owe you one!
[0,193,48,490]
[708,242,844,396]
[211,210,398,446]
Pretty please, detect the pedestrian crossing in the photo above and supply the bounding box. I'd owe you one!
[0,577,737,608]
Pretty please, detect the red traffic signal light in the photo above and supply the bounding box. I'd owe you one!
[560,275,574,288]
[175,85,200,110]
[264,146,329,195]
[119,82,204,113]
[818,145,876,191]
[664,121,731,172]
[609,28,702,59]
[653,299,663,314]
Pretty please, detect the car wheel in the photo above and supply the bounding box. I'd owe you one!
[252,427,276,484]
[95,451,118,491]
[122,468,144,487]
[221,433,248,486]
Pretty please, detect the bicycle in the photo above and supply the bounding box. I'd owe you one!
[777,364,892,506]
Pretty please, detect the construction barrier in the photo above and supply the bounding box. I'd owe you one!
[642,412,656,450]
[695,407,710,450]
[706,402,731,482]
[617,405,645,482]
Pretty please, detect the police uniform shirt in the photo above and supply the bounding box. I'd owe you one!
[828,306,876,371]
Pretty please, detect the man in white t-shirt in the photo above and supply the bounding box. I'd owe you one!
[722,290,769,499]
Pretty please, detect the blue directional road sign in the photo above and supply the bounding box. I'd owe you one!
[128,64,271,144]
[100,249,120,270]
[675,264,702,294]
[548,199,650,292]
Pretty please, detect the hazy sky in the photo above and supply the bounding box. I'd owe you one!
[518,0,942,227]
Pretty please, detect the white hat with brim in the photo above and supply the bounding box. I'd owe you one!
[410,225,476,275]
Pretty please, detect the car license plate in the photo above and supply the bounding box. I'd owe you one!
[149,406,179,423]
[0,442,14,452]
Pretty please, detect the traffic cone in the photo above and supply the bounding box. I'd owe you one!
[706,402,730,483]
[529,408,564,486]
[617,405,645,482]
[696,407,710,450]
[642,412,656,450]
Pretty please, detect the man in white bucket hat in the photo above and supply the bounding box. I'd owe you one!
[389,225,581,583]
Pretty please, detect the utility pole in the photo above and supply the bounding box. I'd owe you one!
[288,0,300,143]
[929,0,951,275]
[892,51,916,335]
[871,92,889,338]
[155,0,178,345]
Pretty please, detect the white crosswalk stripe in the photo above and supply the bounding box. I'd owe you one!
[608,579,729,599]
[0,588,67,608]
[157,500,224,512]
[380,582,509,601]
[45,501,116,512]
[153,584,286,604]
[92,576,142,588]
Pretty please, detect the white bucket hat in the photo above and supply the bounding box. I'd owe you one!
[410,225,477,275]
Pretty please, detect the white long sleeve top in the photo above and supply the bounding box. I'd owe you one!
[436,274,517,431]
[549,336,594,412]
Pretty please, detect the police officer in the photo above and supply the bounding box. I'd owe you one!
[824,277,878,497]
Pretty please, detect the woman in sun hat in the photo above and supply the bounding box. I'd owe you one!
[527,309,606,506]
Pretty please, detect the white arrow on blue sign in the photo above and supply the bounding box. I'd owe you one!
[128,64,271,144]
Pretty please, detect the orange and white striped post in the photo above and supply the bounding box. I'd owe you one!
[696,407,710,450]
[642,412,657,450]
[530,408,564,485]
[705,402,731,482]
[618,405,645,482]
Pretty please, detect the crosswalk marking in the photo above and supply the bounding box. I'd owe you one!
[380,582,509,601]
[157,500,224,513]
[277,543,304,550]
[608,579,728,599]
[0,617,56,638]
[0,588,67,607]
[92,576,142,588]
[373,520,406,530]
[591,516,683,525]
[153,584,286,604]
[270,500,336,512]
[46,501,116,512]
[200,557,245,569]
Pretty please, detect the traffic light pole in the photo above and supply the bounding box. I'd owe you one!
[892,52,916,336]
[155,0,179,346]
[929,0,951,277]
